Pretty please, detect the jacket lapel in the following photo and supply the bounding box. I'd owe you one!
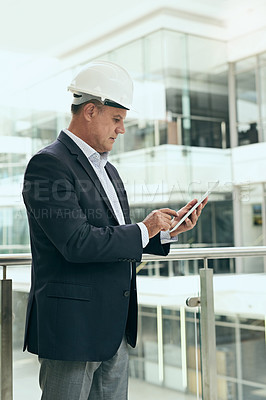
[105,163,131,224]
[57,132,119,224]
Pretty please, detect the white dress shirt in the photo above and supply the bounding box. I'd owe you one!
[63,129,177,247]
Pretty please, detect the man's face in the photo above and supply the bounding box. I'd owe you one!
[89,106,127,153]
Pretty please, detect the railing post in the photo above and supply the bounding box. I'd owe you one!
[1,265,13,400]
[156,305,164,383]
[199,259,217,400]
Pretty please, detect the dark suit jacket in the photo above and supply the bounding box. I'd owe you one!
[22,131,170,362]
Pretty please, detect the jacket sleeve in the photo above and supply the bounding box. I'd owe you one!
[23,152,143,263]
[144,233,170,256]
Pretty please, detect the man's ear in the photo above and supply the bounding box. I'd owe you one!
[83,103,97,121]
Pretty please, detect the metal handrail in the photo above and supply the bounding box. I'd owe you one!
[1,246,266,266]
[1,246,266,400]
[142,246,266,261]
[0,253,32,266]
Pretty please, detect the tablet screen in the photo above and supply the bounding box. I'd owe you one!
[169,181,219,233]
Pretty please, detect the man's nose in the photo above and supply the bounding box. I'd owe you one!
[116,122,125,135]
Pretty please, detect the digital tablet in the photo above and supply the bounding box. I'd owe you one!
[170,181,219,233]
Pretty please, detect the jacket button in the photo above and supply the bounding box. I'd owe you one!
[123,290,130,297]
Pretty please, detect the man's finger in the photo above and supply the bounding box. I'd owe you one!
[185,199,198,208]
[159,208,178,217]
[196,203,203,217]
[190,210,198,224]
[201,197,208,207]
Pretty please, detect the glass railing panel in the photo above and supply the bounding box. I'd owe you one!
[7,265,41,400]
[2,249,266,400]
[9,265,202,400]
[128,307,201,400]
[128,306,159,386]
[185,310,201,399]
[215,315,238,400]
[162,308,183,391]
[129,260,202,400]
[213,271,266,400]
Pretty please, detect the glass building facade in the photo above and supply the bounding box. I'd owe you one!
[2,22,266,400]
[0,29,233,259]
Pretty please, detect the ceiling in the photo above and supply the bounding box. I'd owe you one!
[2,0,266,58]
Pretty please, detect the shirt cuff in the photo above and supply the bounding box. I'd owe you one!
[137,222,149,248]
[160,230,178,244]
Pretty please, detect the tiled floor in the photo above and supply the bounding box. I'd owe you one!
[13,350,198,400]
[129,378,197,400]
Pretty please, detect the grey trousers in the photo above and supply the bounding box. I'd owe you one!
[39,337,129,400]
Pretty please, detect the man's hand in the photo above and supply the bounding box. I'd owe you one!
[170,197,208,237]
[142,208,178,239]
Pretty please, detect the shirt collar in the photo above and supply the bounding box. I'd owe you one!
[63,129,109,168]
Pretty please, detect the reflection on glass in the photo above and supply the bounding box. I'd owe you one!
[183,118,228,148]
[187,35,229,148]
[164,32,229,149]
[236,63,259,146]
[123,120,155,152]
[236,69,257,123]
[259,51,266,66]
[163,29,186,118]
[237,122,259,145]
[0,207,29,253]
[262,123,266,142]
[11,273,41,398]
[110,39,143,81]
[186,313,201,397]
[241,329,266,385]
[240,184,263,246]
[163,318,181,366]
[141,308,159,385]
[235,56,257,74]
[144,31,164,81]
[163,310,184,391]
[216,325,237,378]
[239,183,264,272]
[260,65,266,132]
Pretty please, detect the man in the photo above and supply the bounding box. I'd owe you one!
[22,60,206,400]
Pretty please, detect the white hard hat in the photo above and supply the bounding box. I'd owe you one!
[68,60,133,110]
